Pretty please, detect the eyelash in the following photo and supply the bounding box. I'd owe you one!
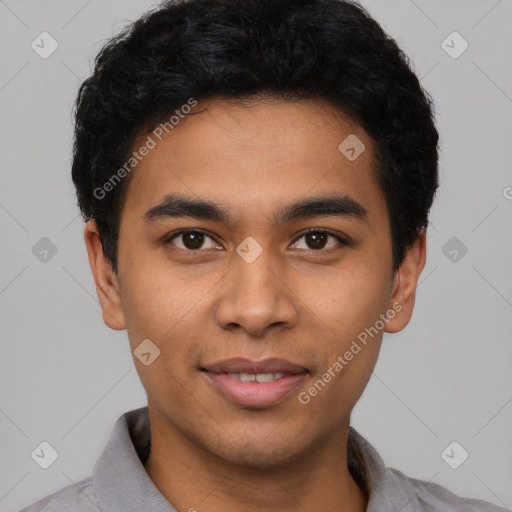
[164,228,347,254]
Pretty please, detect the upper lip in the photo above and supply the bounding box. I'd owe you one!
[201,357,308,375]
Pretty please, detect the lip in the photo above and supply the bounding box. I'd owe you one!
[200,358,309,409]
[201,357,308,375]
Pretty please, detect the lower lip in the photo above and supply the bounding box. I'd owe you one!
[203,371,307,408]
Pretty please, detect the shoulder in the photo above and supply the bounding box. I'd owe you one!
[18,476,99,512]
[387,467,508,512]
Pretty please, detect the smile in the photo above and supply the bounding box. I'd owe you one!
[227,372,286,382]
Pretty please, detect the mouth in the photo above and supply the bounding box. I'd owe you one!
[200,358,309,409]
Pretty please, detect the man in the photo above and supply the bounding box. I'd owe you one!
[20,0,507,510]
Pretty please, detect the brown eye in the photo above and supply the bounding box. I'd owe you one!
[167,230,219,251]
[290,229,345,251]
[304,232,329,249]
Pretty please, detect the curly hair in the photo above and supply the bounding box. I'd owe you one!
[72,0,439,274]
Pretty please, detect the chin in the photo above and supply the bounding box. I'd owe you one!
[210,437,305,469]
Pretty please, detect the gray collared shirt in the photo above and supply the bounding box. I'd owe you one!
[19,406,507,512]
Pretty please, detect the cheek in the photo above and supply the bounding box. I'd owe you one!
[309,261,390,405]
[118,260,220,398]
[118,256,205,341]
[298,260,391,339]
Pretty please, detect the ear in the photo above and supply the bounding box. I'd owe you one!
[83,219,126,330]
[384,229,427,333]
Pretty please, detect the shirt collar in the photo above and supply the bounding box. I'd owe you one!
[93,407,175,512]
[347,427,417,511]
[93,406,411,512]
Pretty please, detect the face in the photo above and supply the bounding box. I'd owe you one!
[85,98,425,468]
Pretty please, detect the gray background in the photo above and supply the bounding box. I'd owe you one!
[1,1,511,511]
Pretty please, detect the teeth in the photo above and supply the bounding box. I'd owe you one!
[254,372,275,383]
[227,372,287,382]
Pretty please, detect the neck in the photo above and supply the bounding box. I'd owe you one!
[143,408,368,512]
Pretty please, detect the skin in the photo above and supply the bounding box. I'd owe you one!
[84,98,426,512]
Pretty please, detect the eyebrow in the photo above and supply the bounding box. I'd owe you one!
[141,193,368,226]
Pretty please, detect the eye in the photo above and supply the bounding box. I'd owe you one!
[164,228,347,253]
[165,230,221,251]
[290,228,346,251]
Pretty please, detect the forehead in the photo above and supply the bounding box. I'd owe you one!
[120,98,386,225]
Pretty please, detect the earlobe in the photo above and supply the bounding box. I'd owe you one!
[384,229,427,334]
[83,219,126,331]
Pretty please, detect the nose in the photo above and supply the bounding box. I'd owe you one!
[214,247,299,338]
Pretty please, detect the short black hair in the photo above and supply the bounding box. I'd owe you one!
[72,0,439,274]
